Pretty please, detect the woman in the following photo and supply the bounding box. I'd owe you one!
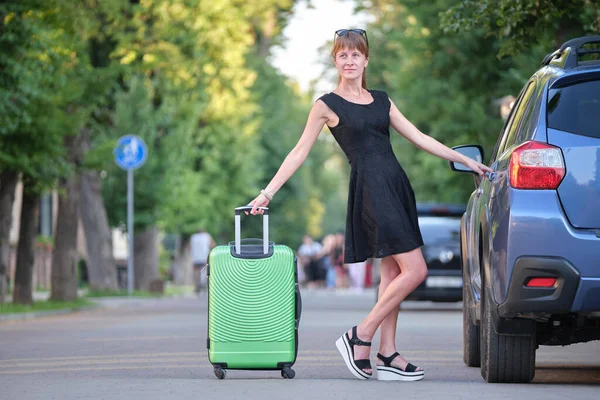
[247,29,491,381]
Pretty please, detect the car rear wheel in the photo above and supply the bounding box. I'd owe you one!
[480,282,536,383]
[462,275,480,367]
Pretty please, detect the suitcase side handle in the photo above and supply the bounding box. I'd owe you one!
[234,206,269,255]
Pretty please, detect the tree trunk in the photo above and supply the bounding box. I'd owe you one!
[80,170,118,291]
[173,237,192,286]
[50,173,80,301]
[50,133,84,302]
[13,185,39,305]
[133,225,159,291]
[0,170,18,304]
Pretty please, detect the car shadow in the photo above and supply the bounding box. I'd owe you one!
[533,364,600,384]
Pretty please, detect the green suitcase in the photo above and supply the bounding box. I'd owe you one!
[207,206,301,379]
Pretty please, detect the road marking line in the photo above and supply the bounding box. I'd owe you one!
[0,357,207,369]
[0,356,462,369]
[80,336,196,342]
[0,352,205,363]
[0,361,465,375]
[0,335,199,345]
[0,350,462,364]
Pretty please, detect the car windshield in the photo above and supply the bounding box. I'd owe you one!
[547,78,600,139]
[418,216,461,245]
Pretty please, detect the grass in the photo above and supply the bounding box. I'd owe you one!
[164,284,195,296]
[0,298,95,315]
[85,289,163,298]
[0,284,195,315]
[85,284,195,298]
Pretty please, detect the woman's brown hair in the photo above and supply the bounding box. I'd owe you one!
[331,31,369,89]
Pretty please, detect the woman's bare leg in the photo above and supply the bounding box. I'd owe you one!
[347,248,427,374]
[376,254,424,371]
[377,256,401,355]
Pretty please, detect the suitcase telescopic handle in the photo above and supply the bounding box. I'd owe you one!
[234,206,269,255]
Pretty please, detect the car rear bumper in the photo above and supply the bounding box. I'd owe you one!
[572,278,600,312]
[499,189,600,308]
[499,256,580,317]
[499,256,600,316]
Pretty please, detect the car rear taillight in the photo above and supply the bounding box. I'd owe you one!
[509,141,565,189]
[525,277,557,288]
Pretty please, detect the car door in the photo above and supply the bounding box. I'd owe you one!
[467,81,536,302]
[487,80,538,301]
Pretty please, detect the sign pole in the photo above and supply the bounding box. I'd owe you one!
[114,135,147,296]
[127,168,134,296]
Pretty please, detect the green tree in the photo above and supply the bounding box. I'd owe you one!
[0,1,88,303]
[93,1,314,284]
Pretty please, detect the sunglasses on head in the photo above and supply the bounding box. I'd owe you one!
[334,29,369,47]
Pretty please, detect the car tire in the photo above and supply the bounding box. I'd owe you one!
[462,274,480,367]
[480,282,536,383]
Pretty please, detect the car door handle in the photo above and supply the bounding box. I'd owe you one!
[476,188,483,197]
[485,171,496,181]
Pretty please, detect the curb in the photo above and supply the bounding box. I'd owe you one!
[0,304,101,323]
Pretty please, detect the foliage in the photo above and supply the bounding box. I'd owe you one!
[93,0,345,249]
[90,1,289,242]
[440,0,600,58]
[0,1,84,192]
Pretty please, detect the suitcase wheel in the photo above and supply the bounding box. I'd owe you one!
[214,367,226,380]
[281,366,295,379]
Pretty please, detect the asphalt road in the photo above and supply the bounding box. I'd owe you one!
[0,289,598,400]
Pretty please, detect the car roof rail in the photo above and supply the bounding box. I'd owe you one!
[541,35,600,69]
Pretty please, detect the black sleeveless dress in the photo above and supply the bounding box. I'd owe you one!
[318,90,424,263]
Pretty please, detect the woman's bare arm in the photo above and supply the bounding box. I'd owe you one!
[249,100,331,214]
[388,98,492,175]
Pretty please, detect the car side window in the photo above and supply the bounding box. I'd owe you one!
[494,81,536,159]
[514,83,540,144]
[489,85,527,163]
[501,81,537,152]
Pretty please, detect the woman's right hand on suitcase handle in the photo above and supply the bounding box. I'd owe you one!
[246,194,270,215]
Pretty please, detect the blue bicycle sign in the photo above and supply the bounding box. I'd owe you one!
[114,135,148,170]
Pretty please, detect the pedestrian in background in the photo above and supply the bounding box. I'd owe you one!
[247,29,491,380]
[317,234,338,289]
[333,232,347,289]
[297,234,323,289]
[189,228,216,294]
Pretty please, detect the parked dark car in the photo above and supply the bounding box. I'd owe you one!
[449,36,600,383]
[375,203,466,303]
[405,203,465,302]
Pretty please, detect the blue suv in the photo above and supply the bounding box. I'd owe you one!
[449,36,600,383]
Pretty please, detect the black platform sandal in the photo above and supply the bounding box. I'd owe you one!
[335,326,373,380]
[376,352,424,381]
